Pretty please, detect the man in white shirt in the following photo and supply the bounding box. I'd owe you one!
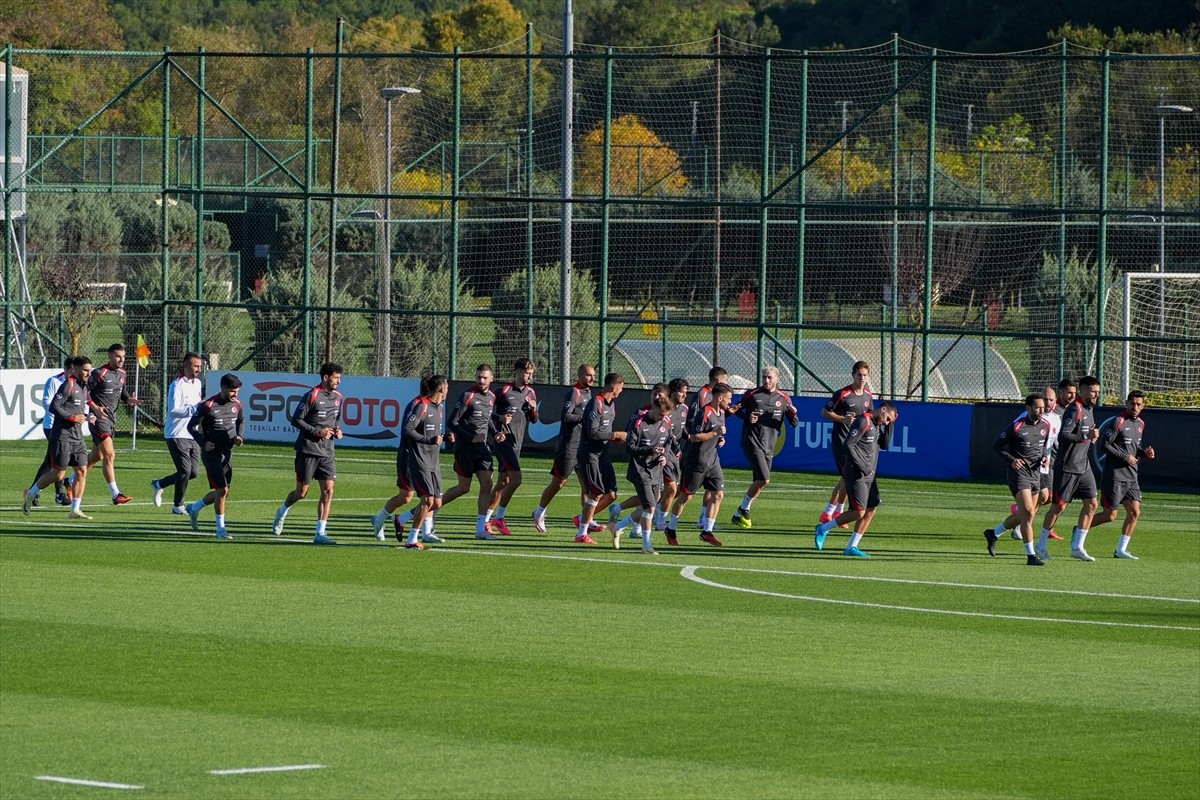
[151,352,204,513]
[27,357,74,507]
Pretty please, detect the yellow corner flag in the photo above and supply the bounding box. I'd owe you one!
[135,334,151,368]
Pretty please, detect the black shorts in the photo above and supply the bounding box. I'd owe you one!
[681,461,724,495]
[405,456,444,499]
[91,417,115,447]
[663,453,680,485]
[395,449,412,491]
[579,455,617,496]
[454,442,493,477]
[50,434,88,470]
[745,446,773,482]
[1053,469,1096,505]
[1039,471,1052,492]
[202,447,234,489]
[1007,464,1041,495]
[295,452,336,484]
[844,465,881,511]
[628,473,662,510]
[494,438,522,473]
[1101,477,1141,509]
[551,449,578,479]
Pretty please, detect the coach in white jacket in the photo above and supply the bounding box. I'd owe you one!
[150,352,204,513]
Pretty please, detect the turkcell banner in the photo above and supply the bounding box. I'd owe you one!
[0,369,60,440]
[207,371,421,446]
[722,395,973,480]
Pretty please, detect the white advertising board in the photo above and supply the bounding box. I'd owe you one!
[0,369,60,440]
[206,371,421,447]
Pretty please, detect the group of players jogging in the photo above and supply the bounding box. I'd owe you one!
[21,350,1155,563]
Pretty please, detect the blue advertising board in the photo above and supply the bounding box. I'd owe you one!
[721,395,973,480]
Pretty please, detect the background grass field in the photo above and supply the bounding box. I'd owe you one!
[2,439,1197,799]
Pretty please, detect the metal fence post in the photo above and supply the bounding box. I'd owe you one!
[598,47,612,376]
[795,49,809,394]
[756,48,772,379]
[1096,50,1111,386]
[449,47,462,378]
[921,49,938,402]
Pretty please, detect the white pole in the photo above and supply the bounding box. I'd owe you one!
[1122,271,1131,401]
[131,361,141,450]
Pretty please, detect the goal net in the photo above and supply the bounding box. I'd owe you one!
[1105,272,1200,398]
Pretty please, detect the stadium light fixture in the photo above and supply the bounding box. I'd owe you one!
[377,86,421,376]
[1152,93,1192,384]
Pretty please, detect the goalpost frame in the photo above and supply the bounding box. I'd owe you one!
[1122,271,1200,400]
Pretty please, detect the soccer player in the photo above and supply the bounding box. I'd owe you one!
[272,363,344,545]
[989,385,1062,545]
[574,372,627,544]
[184,373,245,539]
[440,364,500,540]
[372,378,430,543]
[607,382,669,533]
[657,378,691,529]
[1039,374,1102,561]
[984,392,1052,566]
[532,363,597,533]
[613,394,673,553]
[23,356,94,519]
[688,366,728,428]
[399,375,450,549]
[1056,377,1077,411]
[664,382,733,547]
[818,361,873,526]
[151,352,204,514]
[27,356,73,507]
[813,400,899,558]
[1090,390,1156,559]
[487,358,539,535]
[86,343,143,505]
[730,366,798,528]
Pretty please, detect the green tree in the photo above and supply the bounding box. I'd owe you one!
[1027,247,1118,386]
[577,115,690,198]
[491,264,599,376]
[389,257,478,380]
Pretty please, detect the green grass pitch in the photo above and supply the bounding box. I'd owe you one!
[2,439,1197,799]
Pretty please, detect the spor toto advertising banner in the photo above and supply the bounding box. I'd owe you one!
[207,371,420,446]
[721,395,973,480]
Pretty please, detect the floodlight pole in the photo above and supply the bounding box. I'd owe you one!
[1154,92,1193,386]
[560,0,575,383]
[378,86,420,376]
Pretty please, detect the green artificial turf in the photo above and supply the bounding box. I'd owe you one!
[2,440,1197,799]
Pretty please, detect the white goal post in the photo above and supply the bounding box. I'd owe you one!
[1119,272,1200,399]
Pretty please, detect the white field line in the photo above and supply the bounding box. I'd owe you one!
[4,516,1198,607]
[208,764,324,775]
[431,547,1200,604]
[680,566,1200,632]
[34,775,142,789]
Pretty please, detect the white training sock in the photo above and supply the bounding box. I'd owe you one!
[616,513,634,531]
[1118,534,1131,553]
[742,494,754,511]
[1025,541,1036,556]
[215,513,225,529]
[71,497,81,512]
[534,505,545,518]
[668,513,680,528]
[277,504,289,519]
[704,517,716,533]
[1038,528,1050,548]
[108,481,120,499]
[1076,527,1089,548]
[398,508,415,525]
[316,519,327,535]
[834,503,845,515]
[424,516,434,536]
[483,508,494,524]
[848,532,863,548]
[824,502,836,515]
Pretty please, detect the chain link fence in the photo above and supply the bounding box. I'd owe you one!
[3,35,1199,435]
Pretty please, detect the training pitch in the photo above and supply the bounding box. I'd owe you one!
[2,440,1197,799]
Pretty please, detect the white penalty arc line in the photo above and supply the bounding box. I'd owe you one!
[437,546,1200,605]
[680,566,1200,632]
[35,775,143,790]
[208,764,325,775]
